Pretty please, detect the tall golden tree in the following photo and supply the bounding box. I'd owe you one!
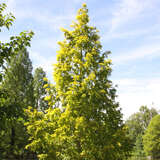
[26,4,131,160]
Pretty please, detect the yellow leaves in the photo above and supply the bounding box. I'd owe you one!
[89,72,96,80]
[73,58,83,66]
[105,59,112,64]
[44,95,51,101]
[47,108,61,121]
[85,52,93,62]
[75,35,89,46]
[43,77,48,82]
[83,72,96,83]
[60,28,73,40]
[62,63,71,71]
[57,41,67,48]
[100,89,106,94]
[80,151,86,157]
[76,15,81,21]
[75,116,86,130]
[83,72,96,84]
[99,59,112,70]
[38,154,48,160]
[60,27,68,33]
[117,142,121,147]
[81,93,86,98]
[99,62,104,66]
[73,75,80,81]
[48,101,52,106]
[76,4,89,25]
[45,88,50,92]
[82,3,87,8]
[43,83,48,88]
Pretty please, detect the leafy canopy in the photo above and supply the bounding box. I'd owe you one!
[0,49,35,159]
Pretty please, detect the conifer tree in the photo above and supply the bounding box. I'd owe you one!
[0,49,35,159]
[0,1,34,129]
[26,4,131,160]
[0,2,34,159]
[33,67,48,111]
[3,48,34,108]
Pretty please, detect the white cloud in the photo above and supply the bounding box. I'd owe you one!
[112,43,160,65]
[110,0,154,32]
[2,0,22,14]
[15,10,74,32]
[3,0,75,32]
[101,24,159,41]
[33,37,61,51]
[96,0,160,42]
[114,78,160,119]
[29,50,56,79]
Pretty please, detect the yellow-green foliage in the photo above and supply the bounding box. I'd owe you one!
[143,114,160,159]
[25,4,132,160]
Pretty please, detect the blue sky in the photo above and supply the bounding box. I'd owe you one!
[2,0,160,119]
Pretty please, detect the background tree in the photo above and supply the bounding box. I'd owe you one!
[0,49,35,159]
[0,3,34,151]
[33,67,49,111]
[26,4,132,160]
[126,106,158,159]
[2,48,34,107]
[143,114,160,160]
[0,3,34,81]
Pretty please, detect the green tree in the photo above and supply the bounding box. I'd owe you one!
[0,49,35,159]
[0,1,34,144]
[0,3,34,81]
[143,114,160,160]
[0,2,34,159]
[26,4,131,160]
[126,106,158,159]
[2,48,34,108]
[33,67,49,111]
